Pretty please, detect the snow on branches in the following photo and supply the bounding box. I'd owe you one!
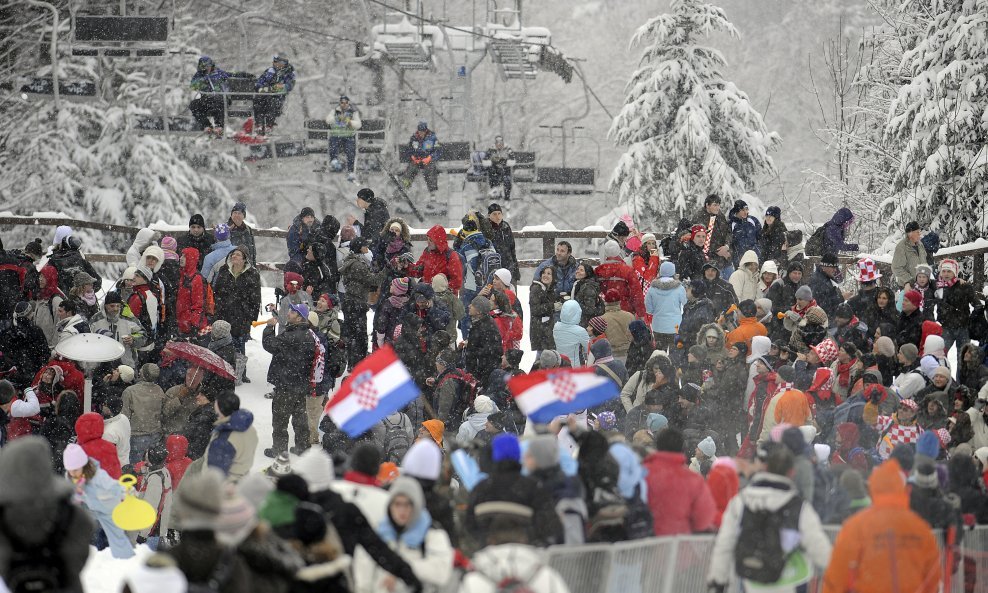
[609,0,780,220]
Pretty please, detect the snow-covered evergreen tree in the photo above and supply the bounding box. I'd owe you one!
[609,0,781,221]
[882,0,988,246]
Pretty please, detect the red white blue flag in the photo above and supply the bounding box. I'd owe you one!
[508,367,620,424]
[324,345,421,437]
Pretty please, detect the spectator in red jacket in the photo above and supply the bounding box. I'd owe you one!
[165,434,193,490]
[176,248,206,336]
[706,457,740,528]
[595,240,646,318]
[643,427,717,536]
[411,225,462,292]
[75,412,122,479]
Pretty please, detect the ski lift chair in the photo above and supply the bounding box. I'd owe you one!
[18,77,97,101]
[134,114,199,134]
[245,140,309,163]
[70,11,171,57]
[529,166,595,196]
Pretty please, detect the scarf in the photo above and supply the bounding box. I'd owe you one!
[837,358,857,388]
[704,214,715,256]
[343,470,379,487]
[774,382,793,396]
[82,289,97,306]
[388,294,409,309]
[793,298,817,317]
[208,335,233,351]
[937,276,958,289]
[377,508,433,549]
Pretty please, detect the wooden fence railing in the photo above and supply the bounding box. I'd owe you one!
[1,215,985,283]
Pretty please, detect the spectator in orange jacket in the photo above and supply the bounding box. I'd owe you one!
[726,299,768,352]
[823,459,941,593]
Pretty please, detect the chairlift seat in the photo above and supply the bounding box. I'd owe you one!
[20,78,96,98]
[72,15,169,57]
[529,166,595,195]
[247,140,308,162]
[135,115,199,134]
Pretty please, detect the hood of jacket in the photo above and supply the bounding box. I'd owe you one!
[166,434,189,461]
[470,544,547,584]
[74,412,104,444]
[748,335,771,363]
[651,277,681,290]
[869,460,908,508]
[224,249,253,271]
[697,322,726,350]
[180,247,200,277]
[217,409,254,433]
[739,472,799,512]
[831,207,855,226]
[609,443,645,500]
[738,249,759,268]
[142,244,165,273]
[39,265,62,299]
[133,228,156,253]
[426,224,450,253]
[559,299,583,325]
[381,217,411,241]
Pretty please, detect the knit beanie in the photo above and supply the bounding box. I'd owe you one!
[915,430,940,460]
[794,285,813,301]
[117,365,135,383]
[473,395,497,415]
[215,487,258,546]
[293,448,335,493]
[471,295,492,315]
[211,320,232,340]
[140,363,160,383]
[174,468,224,530]
[491,433,521,463]
[431,273,449,293]
[493,268,512,287]
[160,236,179,260]
[659,261,675,278]
[539,349,561,369]
[839,469,868,499]
[526,435,559,470]
[904,289,923,309]
[62,444,89,471]
[589,316,608,334]
[505,349,524,368]
[391,277,411,296]
[401,439,442,480]
[912,460,939,489]
[590,339,613,360]
[697,436,716,458]
[348,443,382,477]
[899,343,919,363]
[237,473,275,510]
[647,413,668,433]
[874,336,896,358]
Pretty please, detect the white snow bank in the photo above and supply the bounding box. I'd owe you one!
[937,237,988,256]
[520,222,559,232]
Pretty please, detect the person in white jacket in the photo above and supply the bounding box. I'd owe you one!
[127,228,158,268]
[729,250,761,303]
[706,442,831,593]
[458,541,571,593]
[354,476,453,593]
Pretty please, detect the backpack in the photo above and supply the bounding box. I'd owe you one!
[734,494,803,583]
[437,368,480,430]
[587,487,628,542]
[623,485,654,540]
[382,416,412,463]
[476,245,502,286]
[0,501,74,592]
[804,225,827,256]
[475,563,541,593]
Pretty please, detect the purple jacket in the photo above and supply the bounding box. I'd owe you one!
[824,207,859,253]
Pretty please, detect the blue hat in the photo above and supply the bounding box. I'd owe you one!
[214,223,230,240]
[915,430,940,459]
[417,121,428,131]
[232,202,247,214]
[659,261,676,278]
[290,302,310,320]
[491,433,521,463]
[647,413,668,433]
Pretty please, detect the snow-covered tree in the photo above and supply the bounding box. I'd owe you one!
[881,0,988,247]
[608,0,781,222]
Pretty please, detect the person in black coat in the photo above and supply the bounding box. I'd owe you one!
[466,433,563,548]
[948,454,988,524]
[897,289,925,349]
[211,246,261,354]
[355,188,390,241]
[176,213,215,272]
[393,313,432,391]
[758,206,788,265]
[678,281,715,354]
[202,320,237,394]
[262,306,317,456]
[300,242,335,297]
[39,390,82,474]
[479,204,520,282]
[701,263,738,317]
[2,304,50,389]
[182,391,218,460]
[676,226,708,282]
[808,254,845,319]
[934,261,984,353]
[47,236,102,296]
[310,215,341,291]
[462,296,504,388]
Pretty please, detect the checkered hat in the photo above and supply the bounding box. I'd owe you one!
[899,398,919,411]
[589,316,608,334]
[856,257,882,283]
[936,427,952,449]
[812,338,839,366]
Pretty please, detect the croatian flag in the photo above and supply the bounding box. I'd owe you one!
[509,367,620,424]
[324,345,421,437]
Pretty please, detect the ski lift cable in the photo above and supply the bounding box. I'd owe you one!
[200,0,364,45]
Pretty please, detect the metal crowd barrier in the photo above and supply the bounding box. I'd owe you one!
[543,526,988,593]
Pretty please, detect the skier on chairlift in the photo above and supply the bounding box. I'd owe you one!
[253,55,296,136]
[400,121,441,199]
[485,135,515,200]
[326,95,362,182]
[188,56,230,138]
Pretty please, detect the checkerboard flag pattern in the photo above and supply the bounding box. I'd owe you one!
[324,345,421,438]
[509,367,621,424]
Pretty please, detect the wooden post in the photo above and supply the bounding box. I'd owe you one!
[543,236,555,260]
[974,253,985,287]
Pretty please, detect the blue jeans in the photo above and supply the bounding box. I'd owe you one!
[720,262,735,281]
[459,288,477,339]
[941,327,969,357]
[329,137,357,172]
[130,433,161,464]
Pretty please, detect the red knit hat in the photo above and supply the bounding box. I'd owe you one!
[689,224,707,241]
[589,316,608,334]
[604,288,622,303]
[904,289,923,309]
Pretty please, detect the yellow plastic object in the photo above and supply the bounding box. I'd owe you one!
[111,474,157,531]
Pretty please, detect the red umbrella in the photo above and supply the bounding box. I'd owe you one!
[161,341,236,380]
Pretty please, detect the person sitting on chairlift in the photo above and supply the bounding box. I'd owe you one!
[188,56,230,137]
[253,55,296,136]
[485,135,515,200]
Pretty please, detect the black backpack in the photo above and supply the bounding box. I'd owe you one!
[734,494,803,583]
[804,226,827,256]
[0,501,74,593]
[382,416,412,463]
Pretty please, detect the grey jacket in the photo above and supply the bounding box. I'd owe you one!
[122,381,165,436]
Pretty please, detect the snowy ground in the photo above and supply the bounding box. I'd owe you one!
[80,283,537,591]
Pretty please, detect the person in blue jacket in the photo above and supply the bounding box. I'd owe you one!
[200,223,236,284]
[646,261,688,351]
[287,207,317,264]
[823,207,859,254]
[188,56,230,134]
[400,121,441,196]
[553,300,590,366]
[456,218,494,338]
[63,443,134,559]
[729,199,761,268]
[253,55,296,134]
